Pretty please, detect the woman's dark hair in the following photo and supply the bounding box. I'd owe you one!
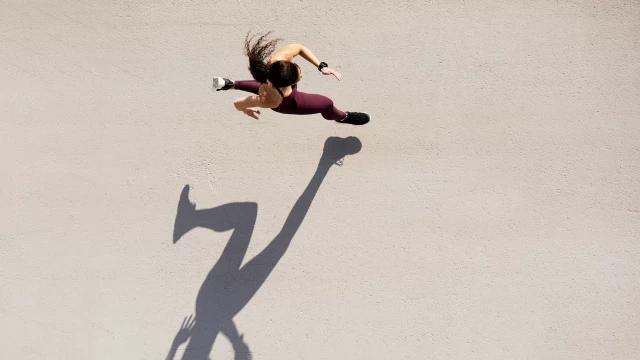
[244,30,299,87]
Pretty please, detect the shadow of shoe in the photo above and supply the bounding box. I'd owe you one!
[321,136,362,165]
[173,184,197,243]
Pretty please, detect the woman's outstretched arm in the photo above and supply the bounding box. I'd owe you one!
[269,43,314,65]
[270,43,342,80]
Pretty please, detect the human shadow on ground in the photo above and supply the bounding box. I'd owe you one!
[165,136,363,360]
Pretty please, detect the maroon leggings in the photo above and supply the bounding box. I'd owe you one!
[234,80,346,121]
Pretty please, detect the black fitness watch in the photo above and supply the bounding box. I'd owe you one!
[317,62,328,71]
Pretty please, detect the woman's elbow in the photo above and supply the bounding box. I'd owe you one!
[233,98,244,111]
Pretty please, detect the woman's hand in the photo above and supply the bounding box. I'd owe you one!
[242,107,261,120]
[321,67,342,81]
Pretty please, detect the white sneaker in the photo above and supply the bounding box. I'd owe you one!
[212,77,234,91]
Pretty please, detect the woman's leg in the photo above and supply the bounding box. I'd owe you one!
[274,91,347,121]
[232,80,261,95]
[228,81,367,124]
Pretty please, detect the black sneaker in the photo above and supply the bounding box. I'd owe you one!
[337,111,370,125]
[213,77,234,91]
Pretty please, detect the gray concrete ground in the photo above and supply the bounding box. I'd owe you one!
[1,1,639,359]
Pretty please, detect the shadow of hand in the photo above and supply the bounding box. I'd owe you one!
[173,315,196,346]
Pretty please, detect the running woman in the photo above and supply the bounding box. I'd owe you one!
[212,31,370,125]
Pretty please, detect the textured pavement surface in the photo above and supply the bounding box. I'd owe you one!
[1,1,639,359]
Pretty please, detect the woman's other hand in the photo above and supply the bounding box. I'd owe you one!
[242,107,261,119]
[321,67,342,81]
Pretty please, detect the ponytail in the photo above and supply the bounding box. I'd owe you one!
[244,30,281,83]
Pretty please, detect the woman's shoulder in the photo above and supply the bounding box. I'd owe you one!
[258,82,283,106]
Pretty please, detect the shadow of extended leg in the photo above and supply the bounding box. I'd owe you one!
[173,186,259,360]
[228,136,362,312]
[174,185,258,271]
[195,202,258,272]
[230,157,335,312]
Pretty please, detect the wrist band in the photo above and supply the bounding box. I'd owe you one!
[317,62,328,71]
